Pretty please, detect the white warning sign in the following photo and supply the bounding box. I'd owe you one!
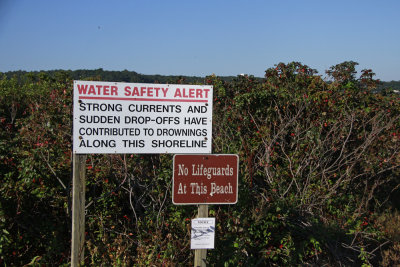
[191,218,215,249]
[73,80,213,154]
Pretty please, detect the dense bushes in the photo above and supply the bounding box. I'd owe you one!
[0,62,399,266]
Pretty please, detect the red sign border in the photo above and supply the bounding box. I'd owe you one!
[172,154,239,205]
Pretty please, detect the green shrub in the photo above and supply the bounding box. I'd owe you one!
[0,63,399,265]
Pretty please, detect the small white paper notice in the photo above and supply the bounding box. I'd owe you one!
[191,218,215,249]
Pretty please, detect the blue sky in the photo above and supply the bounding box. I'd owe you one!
[0,0,399,81]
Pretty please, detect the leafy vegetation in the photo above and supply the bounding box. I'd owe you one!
[0,62,399,266]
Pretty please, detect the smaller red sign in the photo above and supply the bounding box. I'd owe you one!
[173,154,239,205]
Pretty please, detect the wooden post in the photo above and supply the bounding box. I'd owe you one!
[194,204,208,267]
[71,154,87,267]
